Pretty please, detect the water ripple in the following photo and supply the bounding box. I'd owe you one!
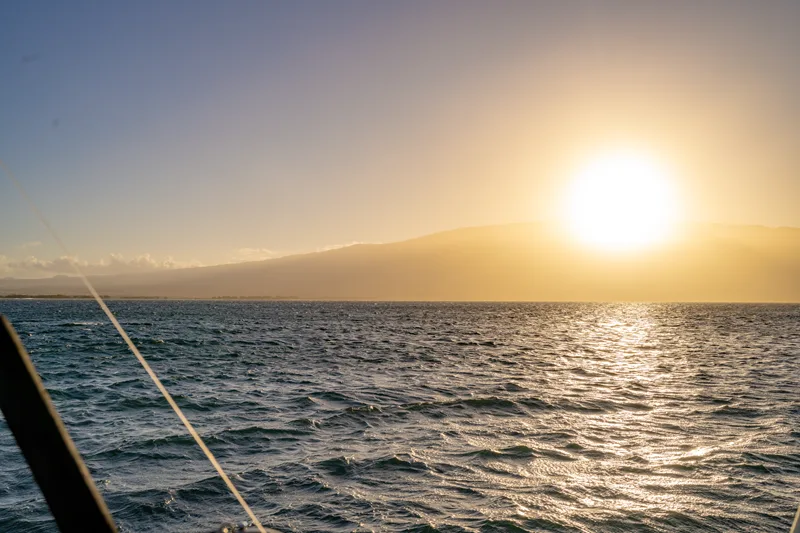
[0,301,799,532]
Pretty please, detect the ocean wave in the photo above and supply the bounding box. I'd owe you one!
[2,301,799,532]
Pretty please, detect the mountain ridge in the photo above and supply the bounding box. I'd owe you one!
[2,222,799,302]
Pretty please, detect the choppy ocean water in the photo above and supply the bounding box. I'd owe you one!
[1,300,799,532]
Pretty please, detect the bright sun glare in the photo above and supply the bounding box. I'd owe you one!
[566,150,679,250]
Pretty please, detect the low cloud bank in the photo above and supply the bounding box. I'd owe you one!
[1,242,370,279]
[0,253,202,278]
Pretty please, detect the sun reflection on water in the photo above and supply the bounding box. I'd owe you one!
[509,303,745,526]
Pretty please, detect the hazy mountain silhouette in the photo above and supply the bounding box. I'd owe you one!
[2,223,799,301]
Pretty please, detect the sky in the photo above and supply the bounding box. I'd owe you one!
[2,1,799,278]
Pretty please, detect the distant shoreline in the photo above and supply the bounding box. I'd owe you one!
[0,295,299,300]
[1,295,799,304]
[0,295,352,301]
[0,294,160,300]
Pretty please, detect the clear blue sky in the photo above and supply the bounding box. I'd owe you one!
[2,1,799,277]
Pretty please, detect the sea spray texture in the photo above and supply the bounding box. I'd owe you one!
[0,301,799,532]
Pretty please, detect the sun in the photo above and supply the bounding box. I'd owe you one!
[565,149,679,250]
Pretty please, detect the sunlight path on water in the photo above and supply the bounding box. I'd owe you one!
[0,159,271,533]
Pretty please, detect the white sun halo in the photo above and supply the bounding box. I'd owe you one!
[566,150,678,250]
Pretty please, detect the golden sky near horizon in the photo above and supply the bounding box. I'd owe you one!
[1,2,799,277]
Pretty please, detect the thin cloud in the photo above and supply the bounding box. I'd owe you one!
[229,247,287,263]
[228,244,369,263]
[316,241,367,252]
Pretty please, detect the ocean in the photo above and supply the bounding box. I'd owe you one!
[0,300,799,532]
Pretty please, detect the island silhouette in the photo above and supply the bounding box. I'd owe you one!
[1,222,798,302]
